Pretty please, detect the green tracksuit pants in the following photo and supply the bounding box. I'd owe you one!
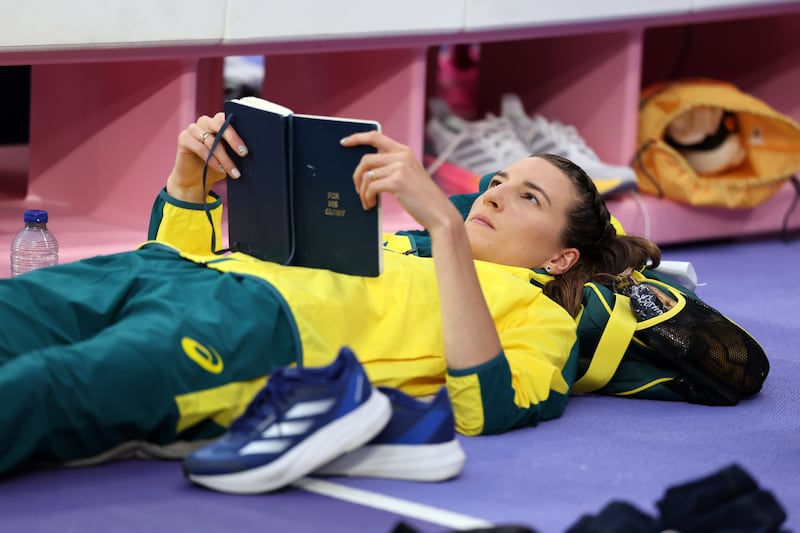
[0,245,297,475]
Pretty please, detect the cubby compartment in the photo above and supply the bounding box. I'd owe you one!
[0,59,208,277]
[604,11,800,243]
[475,30,644,166]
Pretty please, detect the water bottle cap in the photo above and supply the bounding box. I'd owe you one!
[23,209,49,224]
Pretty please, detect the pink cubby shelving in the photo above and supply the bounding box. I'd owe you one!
[2,1,800,277]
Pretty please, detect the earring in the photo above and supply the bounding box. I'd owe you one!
[545,265,552,273]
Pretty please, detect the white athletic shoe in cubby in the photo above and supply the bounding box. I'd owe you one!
[500,93,638,197]
[425,97,531,177]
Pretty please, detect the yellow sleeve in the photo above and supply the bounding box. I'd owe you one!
[146,188,224,255]
[446,305,579,436]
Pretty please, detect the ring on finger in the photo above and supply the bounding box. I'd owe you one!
[200,130,214,143]
[366,169,376,180]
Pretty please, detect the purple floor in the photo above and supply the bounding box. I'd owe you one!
[1,236,798,532]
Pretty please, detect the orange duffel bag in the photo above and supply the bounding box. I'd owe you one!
[634,78,800,209]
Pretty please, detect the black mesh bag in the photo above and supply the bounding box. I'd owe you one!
[629,287,770,406]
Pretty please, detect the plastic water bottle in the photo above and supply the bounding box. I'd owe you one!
[10,209,59,277]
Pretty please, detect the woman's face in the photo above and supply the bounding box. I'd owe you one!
[464,156,576,270]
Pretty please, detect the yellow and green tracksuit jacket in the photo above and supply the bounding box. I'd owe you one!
[148,188,580,436]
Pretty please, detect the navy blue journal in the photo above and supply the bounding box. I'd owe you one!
[224,97,382,277]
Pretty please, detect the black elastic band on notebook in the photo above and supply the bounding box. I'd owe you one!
[203,114,234,256]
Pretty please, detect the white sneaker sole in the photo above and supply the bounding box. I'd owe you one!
[314,439,466,482]
[187,388,391,494]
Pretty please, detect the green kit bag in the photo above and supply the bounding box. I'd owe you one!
[570,268,769,405]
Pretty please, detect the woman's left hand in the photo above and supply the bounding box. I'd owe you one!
[167,112,248,203]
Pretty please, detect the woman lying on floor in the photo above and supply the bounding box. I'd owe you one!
[1,111,717,477]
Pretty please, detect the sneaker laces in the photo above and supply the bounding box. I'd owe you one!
[477,115,530,159]
[546,119,600,161]
[426,115,528,176]
[426,127,469,175]
[229,369,294,435]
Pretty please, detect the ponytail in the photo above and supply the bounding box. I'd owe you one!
[544,234,661,317]
[536,154,661,318]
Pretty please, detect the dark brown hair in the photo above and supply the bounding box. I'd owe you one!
[536,153,661,317]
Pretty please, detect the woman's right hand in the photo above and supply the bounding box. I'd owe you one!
[344,130,503,370]
[166,112,249,203]
[343,130,462,235]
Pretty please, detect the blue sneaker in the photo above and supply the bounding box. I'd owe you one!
[183,346,391,494]
[313,386,466,481]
